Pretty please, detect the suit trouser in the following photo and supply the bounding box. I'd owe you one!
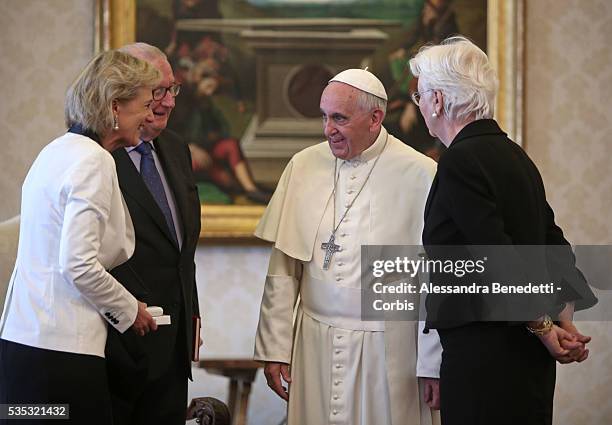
[437,323,556,425]
[0,338,113,425]
[109,322,188,425]
[109,352,187,425]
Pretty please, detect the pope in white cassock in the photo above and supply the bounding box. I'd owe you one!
[254,69,442,425]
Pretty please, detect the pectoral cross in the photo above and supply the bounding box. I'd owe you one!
[321,234,341,270]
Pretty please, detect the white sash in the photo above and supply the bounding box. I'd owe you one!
[300,269,385,332]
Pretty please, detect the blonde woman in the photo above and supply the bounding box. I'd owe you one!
[0,50,161,423]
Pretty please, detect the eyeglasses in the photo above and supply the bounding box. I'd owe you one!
[152,83,181,101]
[410,89,435,106]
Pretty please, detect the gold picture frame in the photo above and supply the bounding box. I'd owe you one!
[97,0,524,242]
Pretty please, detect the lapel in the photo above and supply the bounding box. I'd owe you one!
[112,147,179,249]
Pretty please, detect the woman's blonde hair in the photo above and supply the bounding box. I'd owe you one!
[65,50,161,136]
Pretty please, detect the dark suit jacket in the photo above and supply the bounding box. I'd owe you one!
[423,119,596,329]
[106,129,201,395]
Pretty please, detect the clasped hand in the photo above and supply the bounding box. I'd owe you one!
[537,321,591,364]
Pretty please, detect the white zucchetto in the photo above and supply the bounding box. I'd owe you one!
[328,68,388,101]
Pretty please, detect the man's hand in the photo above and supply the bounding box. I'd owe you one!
[420,377,440,410]
[132,301,158,336]
[264,362,291,401]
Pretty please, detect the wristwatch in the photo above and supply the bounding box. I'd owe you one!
[526,315,553,336]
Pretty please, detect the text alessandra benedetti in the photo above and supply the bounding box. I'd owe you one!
[372,282,559,294]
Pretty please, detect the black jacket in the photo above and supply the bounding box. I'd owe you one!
[105,129,201,392]
[423,119,596,329]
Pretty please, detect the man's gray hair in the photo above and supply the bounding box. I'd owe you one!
[355,90,387,117]
[409,35,498,121]
[118,42,167,63]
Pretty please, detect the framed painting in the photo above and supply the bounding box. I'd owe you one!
[97,0,524,241]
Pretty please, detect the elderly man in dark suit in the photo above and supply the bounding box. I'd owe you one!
[409,36,597,425]
[105,42,202,425]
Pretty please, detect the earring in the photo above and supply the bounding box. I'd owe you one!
[432,112,438,118]
[113,115,119,130]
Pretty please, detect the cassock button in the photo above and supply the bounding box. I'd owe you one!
[341,233,347,237]
[338,262,344,266]
[335,349,342,354]
[336,335,343,339]
[334,380,341,386]
[350,175,356,180]
[333,410,338,415]
[347,190,354,194]
[335,364,342,369]
[333,395,339,400]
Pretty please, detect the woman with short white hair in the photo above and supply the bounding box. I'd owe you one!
[409,35,497,146]
[0,50,161,423]
[409,36,597,425]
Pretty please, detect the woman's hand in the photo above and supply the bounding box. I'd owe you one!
[536,324,589,364]
[558,321,591,362]
[555,302,591,362]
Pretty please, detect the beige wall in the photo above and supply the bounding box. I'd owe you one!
[525,1,612,423]
[526,0,612,245]
[0,0,94,221]
[0,1,610,424]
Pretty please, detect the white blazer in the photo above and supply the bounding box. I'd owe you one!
[0,132,138,358]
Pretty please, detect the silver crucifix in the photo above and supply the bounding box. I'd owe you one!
[321,234,341,270]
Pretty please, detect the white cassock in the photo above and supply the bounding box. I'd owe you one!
[254,127,442,425]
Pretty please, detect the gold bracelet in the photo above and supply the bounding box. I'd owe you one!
[526,315,553,336]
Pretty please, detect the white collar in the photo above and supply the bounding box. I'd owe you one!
[125,140,155,153]
[341,127,387,166]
